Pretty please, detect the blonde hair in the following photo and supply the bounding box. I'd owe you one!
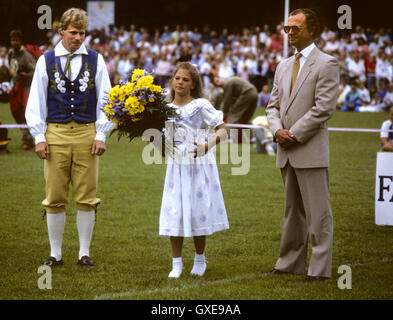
[169,62,205,101]
[59,8,89,31]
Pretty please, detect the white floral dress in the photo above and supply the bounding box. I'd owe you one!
[159,98,229,237]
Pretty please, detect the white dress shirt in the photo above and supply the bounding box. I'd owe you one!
[295,42,317,74]
[25,41,114,144]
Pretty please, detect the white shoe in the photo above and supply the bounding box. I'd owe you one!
[190,261,207,276]
[168,259,183,278]
[168,266,182,278]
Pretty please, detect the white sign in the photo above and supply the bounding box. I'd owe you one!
[375,152,393,225]
[87,1,115,31]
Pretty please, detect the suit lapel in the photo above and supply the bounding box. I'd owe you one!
[285,47,319,114]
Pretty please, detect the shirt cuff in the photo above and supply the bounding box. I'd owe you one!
[289,130,298,141]
[34,134,46,144]
[94,131,106,143]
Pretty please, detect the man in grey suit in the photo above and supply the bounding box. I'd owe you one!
[266,8,339,281]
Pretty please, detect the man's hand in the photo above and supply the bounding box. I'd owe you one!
[35,142,50,160]
[91,140,106,156]
[275,129,297,149]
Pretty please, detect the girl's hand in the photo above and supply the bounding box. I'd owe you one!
[190,142,208,158]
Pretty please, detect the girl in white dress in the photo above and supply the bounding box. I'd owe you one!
[159,62,229,278]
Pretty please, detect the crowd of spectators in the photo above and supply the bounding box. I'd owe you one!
[1,22,393,112]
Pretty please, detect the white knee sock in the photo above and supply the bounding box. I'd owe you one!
[168,257,183,278]
[191,253,206,276]
[76,210,95,260]
[47,212,66,261]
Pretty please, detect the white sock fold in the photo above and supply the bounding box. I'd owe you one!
[77,210,95,260]
[47,212,66,261]
[168,257,183,278]
[191,253,207,276]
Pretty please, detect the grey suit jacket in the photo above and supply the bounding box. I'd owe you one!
[266,47,339,168]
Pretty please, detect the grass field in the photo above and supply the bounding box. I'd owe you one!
[0,102,392,300]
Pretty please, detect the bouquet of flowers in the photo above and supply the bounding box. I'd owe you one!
[103,68,178,143]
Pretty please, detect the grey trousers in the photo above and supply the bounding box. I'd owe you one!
[275,162,333,277]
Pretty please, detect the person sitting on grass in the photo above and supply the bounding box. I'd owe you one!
[379,82,393,112]
[341,79,360,112]
[252,115,276,156]
[357,80,370,105]
[380,106,393,152]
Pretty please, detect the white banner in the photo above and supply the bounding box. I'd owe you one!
[375,152,393,226]
[87,1,115,31]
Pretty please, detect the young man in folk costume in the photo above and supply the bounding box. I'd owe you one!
[8,30,36,149]
[26,8,114,267]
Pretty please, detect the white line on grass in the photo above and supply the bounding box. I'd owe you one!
[93,257,393,300]
[94,272,269,300]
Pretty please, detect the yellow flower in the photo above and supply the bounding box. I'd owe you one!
[131,69,145,82]
[108,85,120,103]
[138,75,154,86]
[109,85,120,96]
[150,85,162,93]
[124,95,143,116]
[148,97,155,102]
[104,104,114,116]
[124,82,134,95]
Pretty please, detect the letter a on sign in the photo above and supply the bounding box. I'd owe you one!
[37,5,52,30]
[337,265,352,290]
[375,153,393,225]
[337,5,352,30]
[37,265,52,289]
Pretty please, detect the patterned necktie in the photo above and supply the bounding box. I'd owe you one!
[63,54,77,79]
[290,52,302,93]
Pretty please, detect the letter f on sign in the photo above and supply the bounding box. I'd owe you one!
[377,176,393,202]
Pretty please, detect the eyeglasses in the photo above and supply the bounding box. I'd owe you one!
[283,25,304,34]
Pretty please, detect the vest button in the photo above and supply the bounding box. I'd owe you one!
[71,82,74,85]
[71,98,74,101]
[71,105,74,108]
[71,112,74,115]
[71,91,75,93]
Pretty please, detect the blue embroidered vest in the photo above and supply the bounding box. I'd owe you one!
[45,49,98,123]
[389,123,393,141]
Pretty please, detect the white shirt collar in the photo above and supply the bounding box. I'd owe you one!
[296,42,316,59]
[54,41,88,57]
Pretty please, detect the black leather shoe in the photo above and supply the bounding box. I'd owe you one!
[270,268,288,275]
[43,256,63,267]
[77,255,94,268]
[305,275,329,282]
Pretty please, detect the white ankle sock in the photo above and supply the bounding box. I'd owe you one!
[168,257,183,278]
[47,212,66,261]
[191,253,206,276]
[76,210,95,260]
